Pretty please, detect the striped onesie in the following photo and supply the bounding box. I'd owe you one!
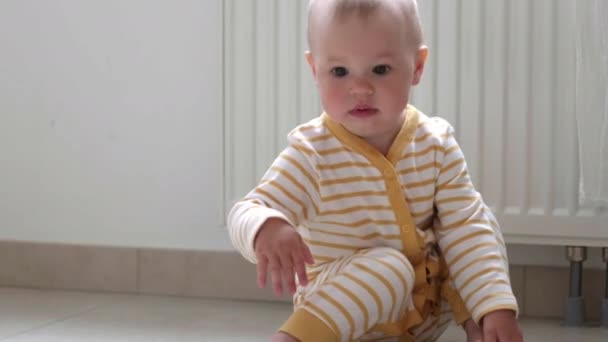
[228,105,519,341]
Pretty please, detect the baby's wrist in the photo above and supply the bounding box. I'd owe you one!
[480,309,517,325]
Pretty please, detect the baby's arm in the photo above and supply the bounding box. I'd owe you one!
[432,120,518,325]
[227,140,319,294]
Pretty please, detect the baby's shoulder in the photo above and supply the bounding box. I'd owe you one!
[286,116,339,154]
[415,111,455,136]
[413,111,456,145]
[287,117,327,141]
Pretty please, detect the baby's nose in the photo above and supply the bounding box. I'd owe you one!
[349,78,374,96]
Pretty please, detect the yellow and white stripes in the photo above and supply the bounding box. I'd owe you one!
[227,105,518,338]
[290,247,415,341]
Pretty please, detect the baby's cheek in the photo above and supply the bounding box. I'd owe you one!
[320,86,347,113]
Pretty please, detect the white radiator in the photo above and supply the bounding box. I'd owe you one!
[222,0,607,248]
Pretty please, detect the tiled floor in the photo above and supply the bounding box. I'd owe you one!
[0,287,606,341]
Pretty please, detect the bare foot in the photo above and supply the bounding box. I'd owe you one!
[270,332,299,342]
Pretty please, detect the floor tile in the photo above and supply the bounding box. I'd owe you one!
[0,287,128,340]
[1,288,607,341]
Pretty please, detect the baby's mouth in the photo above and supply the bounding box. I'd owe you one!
[349,104,379,117]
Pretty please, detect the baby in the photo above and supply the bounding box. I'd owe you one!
[228,0,523,341]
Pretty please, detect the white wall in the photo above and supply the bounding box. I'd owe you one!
[0,0,231,249]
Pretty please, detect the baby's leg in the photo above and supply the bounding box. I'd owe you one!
[279,247,416,342]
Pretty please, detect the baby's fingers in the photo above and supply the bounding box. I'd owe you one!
[292,250,308,287]
[268,257,284,296]
[256,255,268,289]
[280,254,297,294]
[301,242,314,265]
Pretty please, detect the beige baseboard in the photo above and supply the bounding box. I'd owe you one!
[0,240,605,321]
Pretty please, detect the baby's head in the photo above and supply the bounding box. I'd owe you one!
[306,0,427,148]
[307,0,424,53]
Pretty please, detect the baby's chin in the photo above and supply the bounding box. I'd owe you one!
[342,121,387,138]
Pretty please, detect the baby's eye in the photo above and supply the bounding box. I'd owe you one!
[331,67,348,77]
[372,65,391,75]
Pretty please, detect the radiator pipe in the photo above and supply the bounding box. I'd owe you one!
[604,248,608,299]
[602,247,608,328]
[564,246,587,326]
[569,259,583,297]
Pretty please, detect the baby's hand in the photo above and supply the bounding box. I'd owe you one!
[463,319,483,342]
[481,309,523,342]
[254,218,314,296]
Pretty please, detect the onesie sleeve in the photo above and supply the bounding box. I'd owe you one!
[432,119,519,324]
[227,142,320,263]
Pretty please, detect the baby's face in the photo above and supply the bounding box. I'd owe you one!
[307,6,426,141]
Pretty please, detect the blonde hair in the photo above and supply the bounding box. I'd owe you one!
[307,0,424,50]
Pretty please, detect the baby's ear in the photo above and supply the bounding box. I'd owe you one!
[305,51,317,78]
[412,45,428,85]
